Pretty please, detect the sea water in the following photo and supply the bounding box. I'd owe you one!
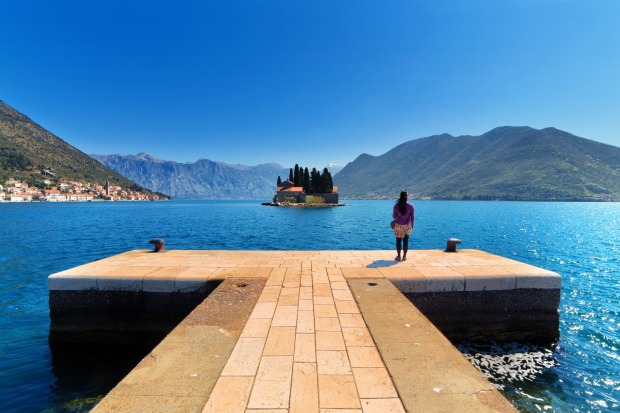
[0,200,618,412]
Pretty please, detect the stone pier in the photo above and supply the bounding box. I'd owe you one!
[48,249,561,412]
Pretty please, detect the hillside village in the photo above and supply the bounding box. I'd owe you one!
[0,176,164,202]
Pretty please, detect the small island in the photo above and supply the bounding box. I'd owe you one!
[262,165,345,207]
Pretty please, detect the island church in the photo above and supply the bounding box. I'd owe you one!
[275,180,339,204]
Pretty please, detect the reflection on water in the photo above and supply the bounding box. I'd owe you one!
[46,335,164,413]
[457,341,561,411]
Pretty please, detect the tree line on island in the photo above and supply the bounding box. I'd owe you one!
[277,164,334,194]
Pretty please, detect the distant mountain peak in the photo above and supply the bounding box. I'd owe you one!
[93,153,289,199]
[335,126,620,201]
[134,152,162,162]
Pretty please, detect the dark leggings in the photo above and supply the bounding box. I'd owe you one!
[396,235,409,256]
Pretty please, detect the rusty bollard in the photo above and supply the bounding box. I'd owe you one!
[149,238,165,253]
[445,238,461,252]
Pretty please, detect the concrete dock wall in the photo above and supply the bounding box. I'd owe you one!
[49,288,217,345]
[48,249,561,345]
[406,289,560,343]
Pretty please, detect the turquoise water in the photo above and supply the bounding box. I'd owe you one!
[0,200,618,412]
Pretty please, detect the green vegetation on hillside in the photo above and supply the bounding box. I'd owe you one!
[0,100,168,198]
[334,127,620,201]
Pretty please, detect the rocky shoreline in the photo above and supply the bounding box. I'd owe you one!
[261,202,345,208]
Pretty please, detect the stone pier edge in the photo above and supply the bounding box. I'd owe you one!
[49,249,560,412]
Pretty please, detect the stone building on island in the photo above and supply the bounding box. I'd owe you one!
[275,180,339,204]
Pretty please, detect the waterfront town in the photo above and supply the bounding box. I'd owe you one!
[0,177,164,202]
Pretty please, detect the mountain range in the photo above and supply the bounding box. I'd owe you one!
[334,126,620,201]
[2,99,620,202]
[91,153,289,200]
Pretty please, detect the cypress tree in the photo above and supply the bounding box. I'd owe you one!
[277,176,282,186]
[303,167,310,193]
[282,164,334,194]
[311,168,319,194]
[320,168,330,193]
[294,164,300,186]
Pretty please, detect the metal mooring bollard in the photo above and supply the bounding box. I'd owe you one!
[149,238,165,253]
[445,238,461,252]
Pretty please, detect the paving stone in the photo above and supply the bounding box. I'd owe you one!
[352,367,398,398]
[221,337,266,376]
[318,375,361,409]
[335,300,360,314]
[281,285,300,295]
[341,268,384,279]
[298,299,314,311]
[278,293,300,306]
[332,288,355,301]
[317,350,352,375]
[266,275,285,285]
[314,296,335,305]
[331,281,349,290]
[258,293,281,303]
[300,286,313,300]
[272,305,298,326]
[264,326,296,356]
[463,274,517,291]
[314,283,333,296]
[250,302,277,319]
[262,285,282,295]
[360,398,406,413]
[315,331,346,351]
[290,362,319,413]
[48,275,97,291]
[247,356,294,409]
[315,304,338,318]
[297,310,315,333]
[202,376,254,413]
[294,333,316,362]
[240,318,272,338]
[319,409,362,413]
[342,327,374,347]
[515,272,562,289]
[313,272,330,284]
[347,346,384,368]
[315,317,342,332]
[338,313,366,328]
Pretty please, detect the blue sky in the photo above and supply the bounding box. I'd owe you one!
[1,0,619,169]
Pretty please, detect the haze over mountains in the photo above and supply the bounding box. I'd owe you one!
[91,153,289,200]
[2,99,620,202]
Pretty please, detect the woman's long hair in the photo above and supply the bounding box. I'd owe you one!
[397,191,407,215]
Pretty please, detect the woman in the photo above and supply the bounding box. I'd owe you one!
[392,191,414,261]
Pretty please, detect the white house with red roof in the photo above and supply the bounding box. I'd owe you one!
[43,189,67,202]
[275,180,305,203]
[274,180,339,204]
[8,193,32,202]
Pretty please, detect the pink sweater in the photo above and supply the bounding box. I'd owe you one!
[392,202,414,226]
